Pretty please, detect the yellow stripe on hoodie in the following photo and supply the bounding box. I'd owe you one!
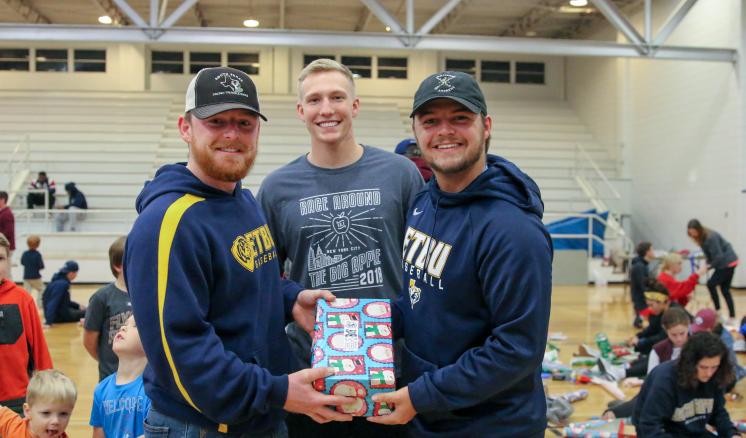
[157,193,204,411]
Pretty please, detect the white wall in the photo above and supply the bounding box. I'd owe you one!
[566,26,621,161]
[567,0,746,285]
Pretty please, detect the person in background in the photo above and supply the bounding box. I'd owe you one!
[27,171,56,210]
[687,219,739,325]
[630,241,654,328]
[394,138,433,182]
[89,315,150,438]
[0,369,77,438]
[689,308,746,398]
[42,260,86,326]
[20,235,44,307]
[0,233,53,415]
[633,331,741,438]
[0,192,15,256]
[55,182,88,232]
[657,251,706,307]
[83,236,132,382]
[602,306,691,420]
[626,280,679,356]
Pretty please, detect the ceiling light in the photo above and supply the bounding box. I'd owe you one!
[385,26,391,32]
[569,0,588,6]
[98,15,113,24]
[243,18,259,28]
[558,5,595,13]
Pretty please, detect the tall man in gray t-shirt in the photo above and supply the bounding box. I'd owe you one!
[258,59,423,438]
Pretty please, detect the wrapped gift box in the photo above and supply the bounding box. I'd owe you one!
[311,298,396,417]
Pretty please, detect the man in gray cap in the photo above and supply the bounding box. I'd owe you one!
[370,71,553,437]
[125,67,352,438]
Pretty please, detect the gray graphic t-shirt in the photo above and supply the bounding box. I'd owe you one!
[84,283,132,381]
[258,146,424,363]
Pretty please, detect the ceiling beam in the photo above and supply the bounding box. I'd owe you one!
[652,0,698,47]
[431,0,473,34]
[589,0,646,52]
[0,24,735,63]
[278,0,285,29]
[193,1,206,27]
[158,0,168,24]
[405,0,413,33]
[359,0,404,34]
[161,0,198,28]
[417,0,461,35]
[354,5,373,32]
[1,0,51,24]
[500,0,564,37]
[92,0,129,26]
[112,0,148,27]
[150,0,158,27]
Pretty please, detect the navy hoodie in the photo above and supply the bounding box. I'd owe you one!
[394,154,553,437]
[633,360,738,437]
[124,164,303,434]
[42,271,77,325]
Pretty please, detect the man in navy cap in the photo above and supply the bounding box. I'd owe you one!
[125,67,353,438]
[370,71,553,437]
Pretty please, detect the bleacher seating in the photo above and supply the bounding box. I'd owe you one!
[1,90,621,281]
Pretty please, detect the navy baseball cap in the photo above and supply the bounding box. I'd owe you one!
[185,67,267,121]
[410,71,487,117]
[395,138,417,155]
[61,260,79,273]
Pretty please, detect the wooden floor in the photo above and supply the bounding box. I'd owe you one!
[42,283,746,437]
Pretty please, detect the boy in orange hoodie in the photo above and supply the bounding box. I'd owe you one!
[0,233,53,414]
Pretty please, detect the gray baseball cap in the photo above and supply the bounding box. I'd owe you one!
[185,67,267,121]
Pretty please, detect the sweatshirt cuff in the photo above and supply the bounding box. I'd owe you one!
[281,279,303,321]
[267,374,289,409]
[407,374,439,414]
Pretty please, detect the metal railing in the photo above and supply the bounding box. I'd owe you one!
[544,211,627,260]
[13,207,136,233]
[571,143,633,255]
[4,135,31,205]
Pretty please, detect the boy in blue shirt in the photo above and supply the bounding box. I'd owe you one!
[20,235,44,307]
[90,314,150,438]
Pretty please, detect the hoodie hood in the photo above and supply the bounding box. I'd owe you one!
[136,163,241,213]
[50,270,70,283]
[427,154,544,219]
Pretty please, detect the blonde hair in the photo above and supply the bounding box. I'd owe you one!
[27,235,41,250]
[297,58,355,100]
[26,369,77,407]
[662,252,683,272]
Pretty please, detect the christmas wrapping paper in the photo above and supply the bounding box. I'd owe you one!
[311,298,396,416]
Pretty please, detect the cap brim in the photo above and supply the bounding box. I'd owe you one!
[410,96,481,117]
[191,102,268,121]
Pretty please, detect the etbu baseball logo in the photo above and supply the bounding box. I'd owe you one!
[434,73,455,93]
[231,224,276,272]
[215,72,244,93]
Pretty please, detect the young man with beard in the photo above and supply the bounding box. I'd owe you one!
[124,67,353,438]
[369,71,553,437]
[257,59,423,438]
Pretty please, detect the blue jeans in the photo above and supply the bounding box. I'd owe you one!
[144,408,288,438]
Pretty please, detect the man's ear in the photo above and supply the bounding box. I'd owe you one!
[178,115,192,144]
